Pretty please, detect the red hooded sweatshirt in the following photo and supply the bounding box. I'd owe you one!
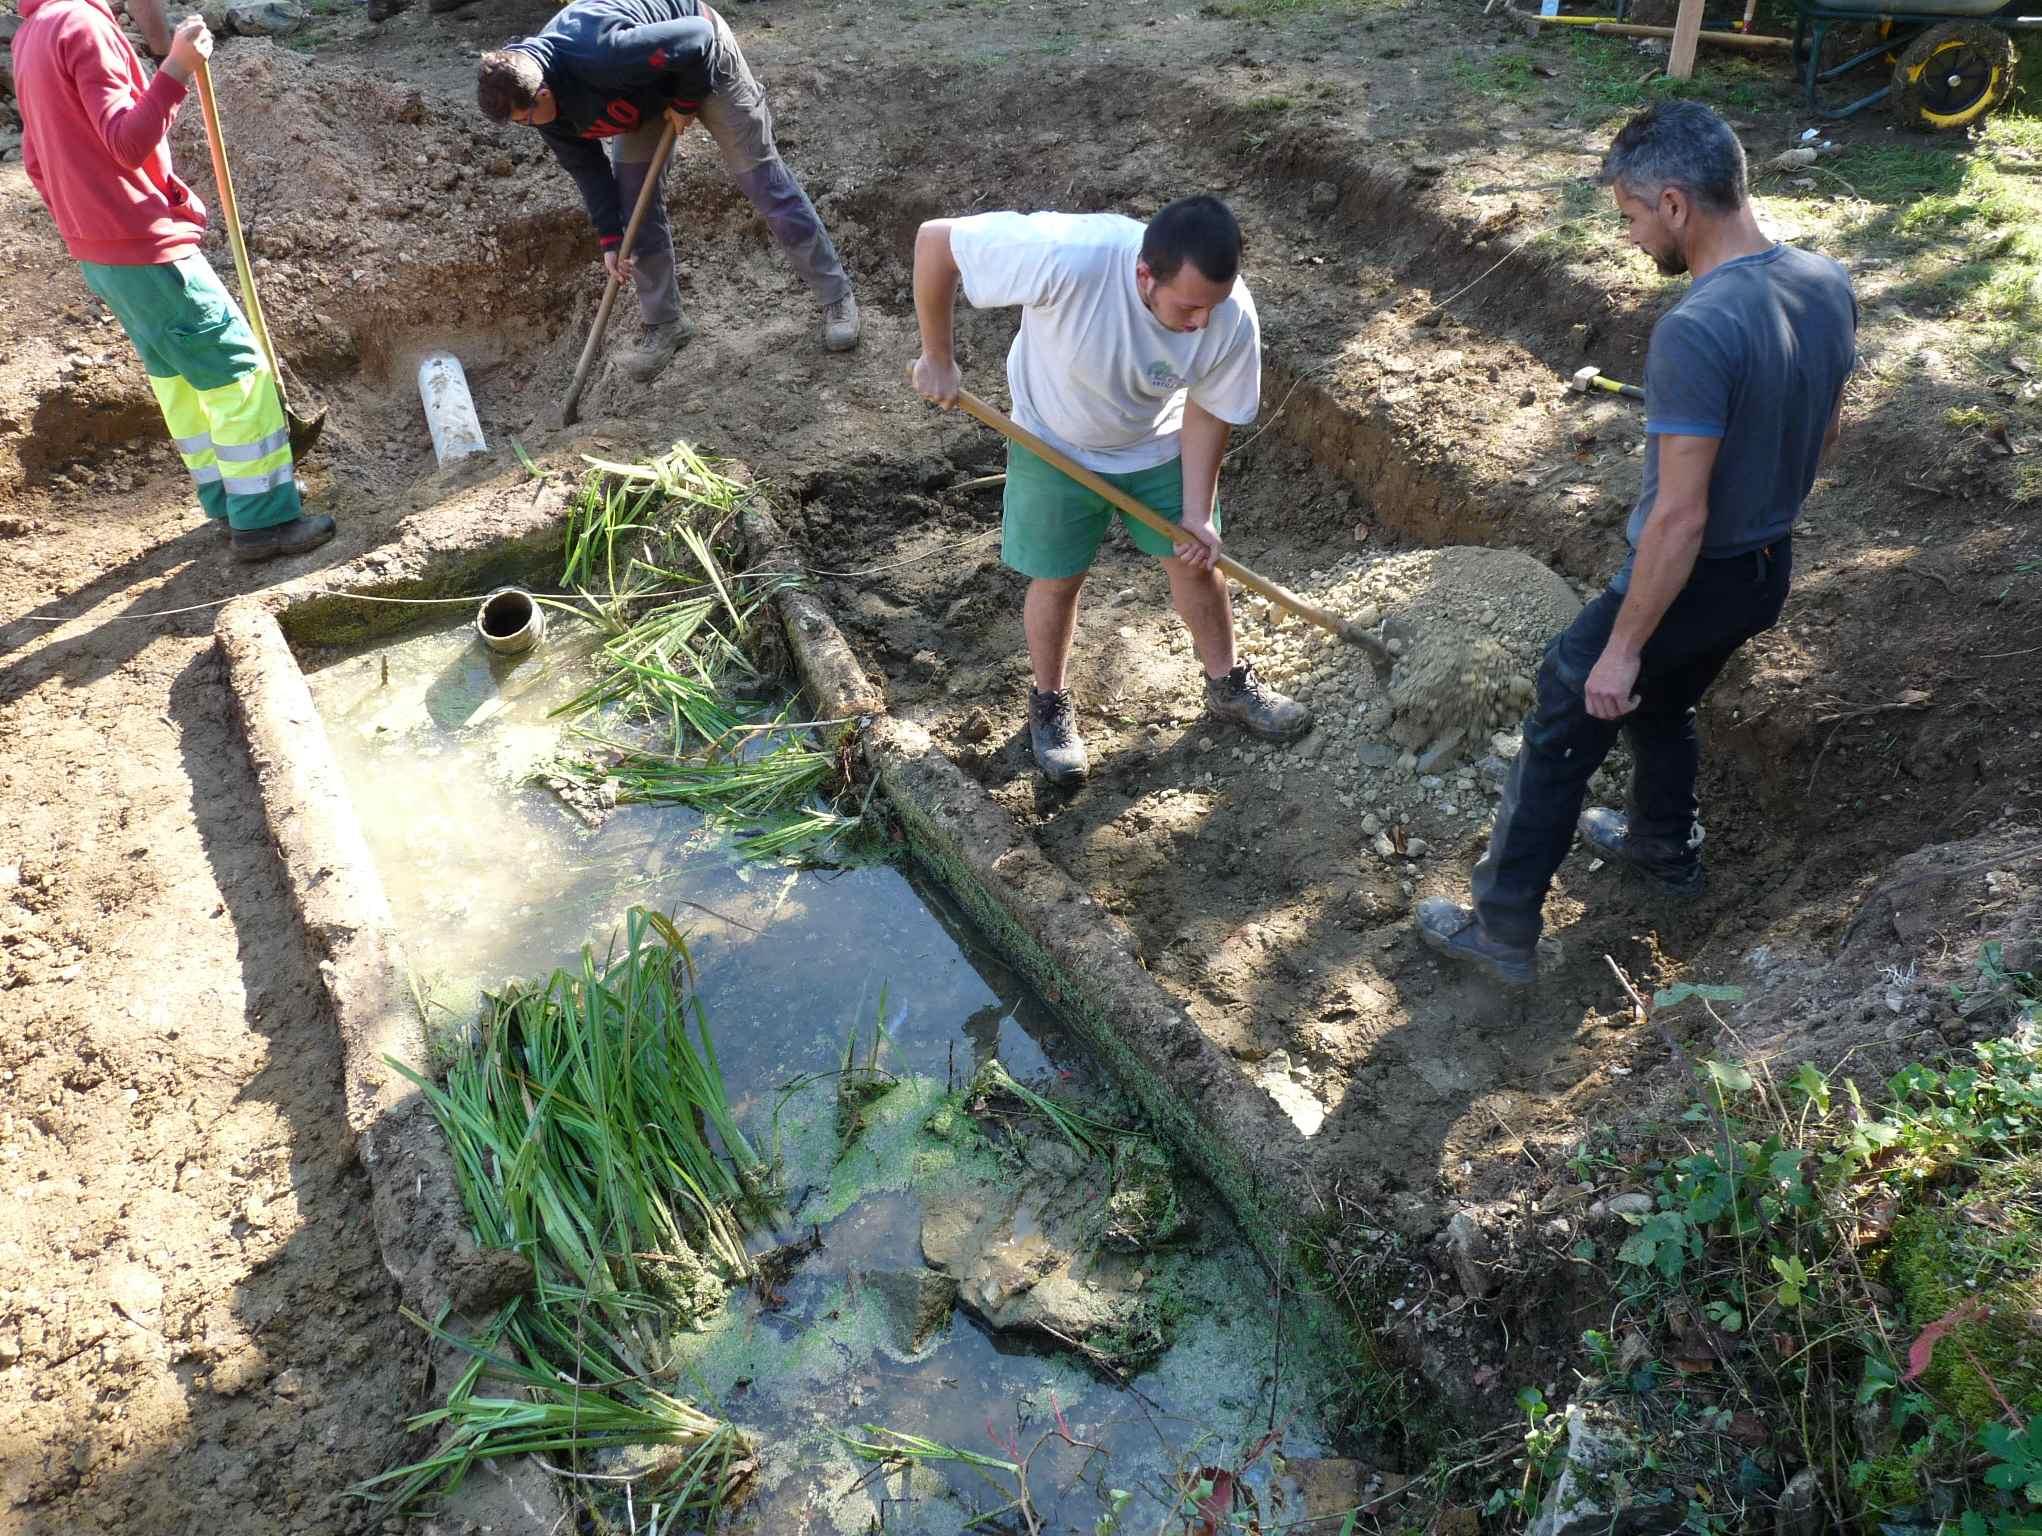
[11,0,208,265]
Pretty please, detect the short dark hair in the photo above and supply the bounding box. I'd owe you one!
[477,49,545,122]
[1598,101,1748,215]
[1141,195,1243,286]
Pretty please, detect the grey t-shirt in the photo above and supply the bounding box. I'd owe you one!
[1615,243,1857,590]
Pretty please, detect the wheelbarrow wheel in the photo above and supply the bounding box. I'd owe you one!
[1891,21,2015,131]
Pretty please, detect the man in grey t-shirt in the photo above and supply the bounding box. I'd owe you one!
[1417,101,1856,985]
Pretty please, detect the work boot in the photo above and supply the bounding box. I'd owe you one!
[821,293,862,353]
[1579,807,1705,897]
[615,317,695,382]
[1415,898,1536,987]
[230,513,338,564]
[1204,660,1312,742]
[1028,686,1089,786]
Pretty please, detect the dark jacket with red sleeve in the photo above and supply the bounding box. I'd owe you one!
[507,0,716,251]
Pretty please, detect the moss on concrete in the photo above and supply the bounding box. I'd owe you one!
[280,531,562,649]
[1884,1155,2042,1431]
[881,789,1374,1404]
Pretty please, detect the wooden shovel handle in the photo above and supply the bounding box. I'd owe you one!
[561,115,689,426]
[951,388,1378,652]
[192,60,290,407]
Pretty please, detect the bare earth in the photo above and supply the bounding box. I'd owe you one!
[2,0,2039,1522]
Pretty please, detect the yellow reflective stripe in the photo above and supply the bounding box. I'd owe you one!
[219,436,294,494]
[147,373,211,442]
[214,426,290,463]
[195,370,288,446]
[221,460,295,496]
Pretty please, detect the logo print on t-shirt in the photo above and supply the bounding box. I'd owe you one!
[1144,361,1187,391]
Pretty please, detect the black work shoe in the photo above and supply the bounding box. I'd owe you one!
[230,514,338,564]
[1415,898,1536,986]
[1204,660,1312,742]
[1028,686,1089,785]
[1578,807,1705,898]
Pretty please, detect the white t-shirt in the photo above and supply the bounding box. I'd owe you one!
[949,211,1262,474]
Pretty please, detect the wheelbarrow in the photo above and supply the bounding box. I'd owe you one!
[1790,0,2042,127]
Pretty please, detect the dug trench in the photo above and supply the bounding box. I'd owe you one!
[6,20,2040,1523]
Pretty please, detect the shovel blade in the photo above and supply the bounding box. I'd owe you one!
[287,408,327,461]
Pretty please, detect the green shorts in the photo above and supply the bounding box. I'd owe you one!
[1000,442,1221,580]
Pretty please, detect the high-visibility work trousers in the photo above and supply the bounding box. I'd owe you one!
[79,254,300,532]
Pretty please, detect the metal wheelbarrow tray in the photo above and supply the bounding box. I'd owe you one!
[1792,0,2040,126]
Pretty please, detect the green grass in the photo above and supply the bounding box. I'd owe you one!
[966,1057,1134,1159]
[1451,46,1542,98]
[1199,0,1406,20]
[1539,947,2042,1535]
[1817,116,2042,351]
[362,909,760,1517]
[1530,173,1622,260]
[544,444,870,865]
[1557,31,1782,118]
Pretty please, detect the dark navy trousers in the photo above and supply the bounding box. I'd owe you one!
[1471,538,1792,947]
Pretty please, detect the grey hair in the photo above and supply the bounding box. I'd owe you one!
[1597,101,1748,214]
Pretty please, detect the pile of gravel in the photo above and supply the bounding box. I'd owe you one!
[1255,545,1583,766]
[1184,546,1607,874]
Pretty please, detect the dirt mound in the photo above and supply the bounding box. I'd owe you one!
[1257,544,1582,767]
[1729,826,2042,1080]
[173,40,538,297]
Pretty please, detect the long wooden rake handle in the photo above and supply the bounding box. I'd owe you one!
[560,116,687,426]
[950,388,1390,663]
[193,60,288,406]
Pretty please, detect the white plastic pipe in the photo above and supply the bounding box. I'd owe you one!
[417,350,487,466]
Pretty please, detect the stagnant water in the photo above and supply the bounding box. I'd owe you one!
[306,617,1344,1534]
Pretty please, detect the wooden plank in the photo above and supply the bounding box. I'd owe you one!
[1667,0,1705,77]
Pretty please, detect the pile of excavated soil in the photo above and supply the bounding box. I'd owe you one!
[1199,543,1592,864]
[1256,544,1582,763]
[169,41,544,305]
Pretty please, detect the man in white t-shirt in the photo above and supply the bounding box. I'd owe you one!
[909,195,1311,786]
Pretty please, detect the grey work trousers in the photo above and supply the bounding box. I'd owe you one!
[611,6,850,326]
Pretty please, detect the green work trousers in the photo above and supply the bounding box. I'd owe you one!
[79,254,300,531]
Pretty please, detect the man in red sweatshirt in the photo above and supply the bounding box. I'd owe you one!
[11,1,335,562]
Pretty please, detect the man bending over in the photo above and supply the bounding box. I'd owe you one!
[478,0,859,380]
[910,196,1311,785]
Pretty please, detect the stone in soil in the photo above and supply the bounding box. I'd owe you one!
[862,1267,961,1356]
[920,1134,1147,1343]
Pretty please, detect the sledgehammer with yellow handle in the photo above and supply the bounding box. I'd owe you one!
[1571,365,1644,401]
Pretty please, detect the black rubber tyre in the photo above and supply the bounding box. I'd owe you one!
[1891,21,2016,132]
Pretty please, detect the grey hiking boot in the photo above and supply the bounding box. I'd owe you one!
[1579,807,1705,897]
[616,317,696,382]
[821,293,862,352]
[1204,660,1312,742]
[1028,686,1089,785]
[230,513,337,564]
[1415,898,1536,986]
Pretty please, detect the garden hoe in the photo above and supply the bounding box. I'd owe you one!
[936,384,1394,674]
[559,114,692,428]
[192,61,326,459]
